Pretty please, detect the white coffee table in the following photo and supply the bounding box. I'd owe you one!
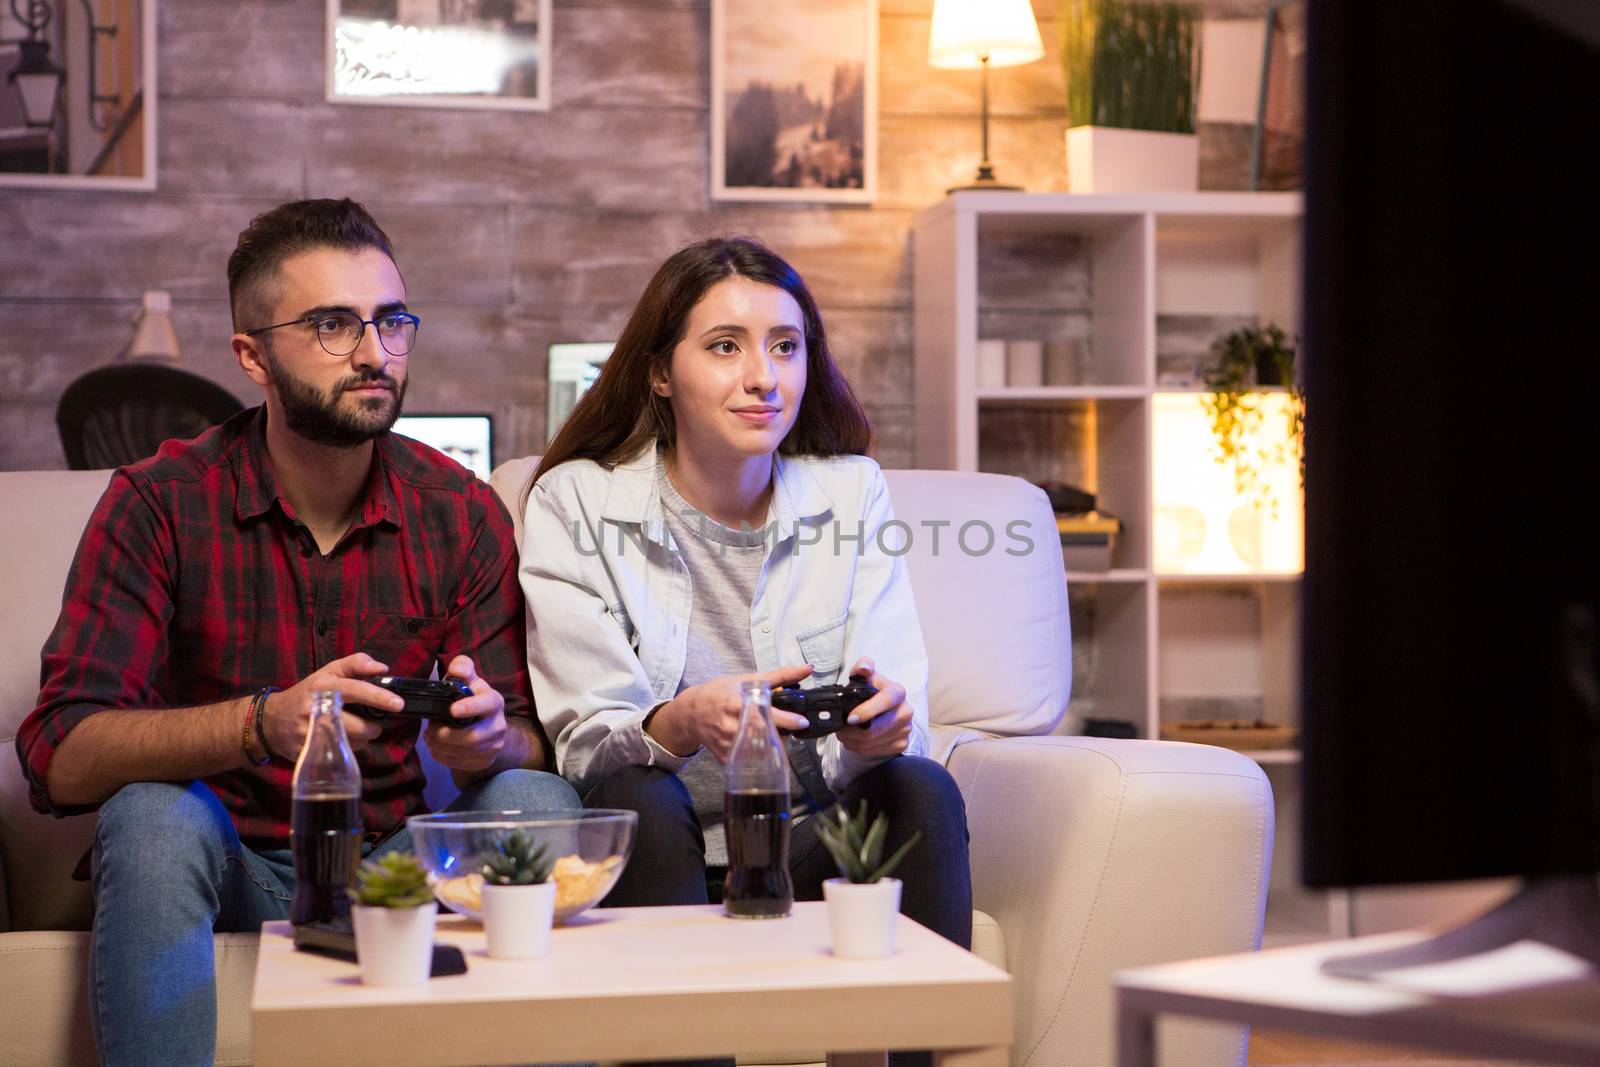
[252,902,1012,1067]
[1116,931,1600,1067]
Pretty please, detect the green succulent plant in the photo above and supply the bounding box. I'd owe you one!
[479,830,554,887]
[815,802,921,885]
[349,851,433,908]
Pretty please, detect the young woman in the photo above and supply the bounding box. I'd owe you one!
[519,237,970,950]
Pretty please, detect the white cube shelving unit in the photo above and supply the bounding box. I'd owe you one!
[912,190,1339,943]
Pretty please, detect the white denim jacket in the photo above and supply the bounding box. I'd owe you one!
[519,441,930,795]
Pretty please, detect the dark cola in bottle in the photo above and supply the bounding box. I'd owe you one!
[290,690,362,926]
[724,681,793,918]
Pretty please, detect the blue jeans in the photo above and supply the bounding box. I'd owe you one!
[584,756,970,1067]
[89,770,580,1067]
[587,755,972,948]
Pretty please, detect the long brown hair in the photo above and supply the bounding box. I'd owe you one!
[532,236,872,492]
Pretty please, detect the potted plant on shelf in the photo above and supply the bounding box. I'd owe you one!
[479,830,557,959]
[349,851,437,986]
[816,803,921,958]
[1062,0,1201,192]
[1199,323,1305,516]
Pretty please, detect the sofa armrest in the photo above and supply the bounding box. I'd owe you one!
[946,736,1273,1067]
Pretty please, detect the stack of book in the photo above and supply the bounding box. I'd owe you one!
[1058,512,1120,572]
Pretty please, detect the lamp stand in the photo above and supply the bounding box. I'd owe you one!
[948,55,1021,193]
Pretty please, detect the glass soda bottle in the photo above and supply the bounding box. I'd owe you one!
[723,680,793,918]
[290,690,362,926]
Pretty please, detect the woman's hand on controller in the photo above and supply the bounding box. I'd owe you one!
[647,664,813,761]
[836,656,911,758]
[261,652,394,759]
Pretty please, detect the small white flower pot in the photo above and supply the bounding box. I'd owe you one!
[351,901,437,986]
[481,881,557,959]
[823,877,902,958]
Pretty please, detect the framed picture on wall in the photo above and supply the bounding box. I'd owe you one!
[327,0,552,111]
[711,0,878,203]
[0,0,158,190]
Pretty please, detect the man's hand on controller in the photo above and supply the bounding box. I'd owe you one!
[261,652,396,759]
[420,655,511,773]
[835,657,911,758]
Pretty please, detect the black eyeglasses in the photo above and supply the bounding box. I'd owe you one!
[243,310,420,357]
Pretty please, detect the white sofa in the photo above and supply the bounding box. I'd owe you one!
[0,462,1272,1066]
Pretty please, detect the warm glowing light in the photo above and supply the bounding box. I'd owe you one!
[1153,392,1303,575]
[928,0,1046,70]
[334,19,540,97]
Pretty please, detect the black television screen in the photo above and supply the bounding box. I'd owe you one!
[1300,0,1600,890]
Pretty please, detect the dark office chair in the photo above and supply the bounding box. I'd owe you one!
[55,363,245,470]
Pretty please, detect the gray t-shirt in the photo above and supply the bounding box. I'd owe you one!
[657,465,803,865]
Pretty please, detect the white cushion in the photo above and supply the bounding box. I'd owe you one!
[881,470,1071,738]
[0,470,113,933]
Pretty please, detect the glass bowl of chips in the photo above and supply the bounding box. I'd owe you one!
[405,809,637,924]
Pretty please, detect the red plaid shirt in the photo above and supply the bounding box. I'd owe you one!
[17,407,535,849]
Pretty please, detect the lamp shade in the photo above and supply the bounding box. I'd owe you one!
[928,0,1045,70]
[124,290,182,363]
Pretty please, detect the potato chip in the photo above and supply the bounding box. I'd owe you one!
[435,872,484,913]
[435,854,624,919]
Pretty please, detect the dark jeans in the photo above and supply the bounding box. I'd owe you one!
[585,755,972,1067]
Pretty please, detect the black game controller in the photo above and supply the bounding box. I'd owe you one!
[771,678,878,739]
[353,676,479,724]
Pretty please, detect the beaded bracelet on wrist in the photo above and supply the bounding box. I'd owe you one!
[243,686,280,766]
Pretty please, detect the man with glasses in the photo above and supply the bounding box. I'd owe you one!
[16,198,578,1067]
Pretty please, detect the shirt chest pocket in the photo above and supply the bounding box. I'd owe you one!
[606,602,640,652]
[795,612,848,681]
[358,611,447,679]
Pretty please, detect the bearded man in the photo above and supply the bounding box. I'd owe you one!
[16,199,578,1066]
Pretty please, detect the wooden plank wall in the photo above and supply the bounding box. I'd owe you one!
[0,0,1265,471]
